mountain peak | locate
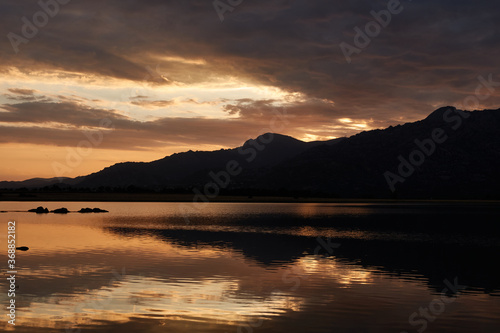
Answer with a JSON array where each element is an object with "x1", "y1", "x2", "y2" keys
[
  {"x1": 243, "y1": 133, "x2": 303, "y2": 148},
  {"x1": 425, "y1": 106, "x2": 457, "y2": 121}
]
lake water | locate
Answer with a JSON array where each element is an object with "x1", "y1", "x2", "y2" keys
[{"x1": 1, "y1": 201, "x2": 499, "y2": 332}]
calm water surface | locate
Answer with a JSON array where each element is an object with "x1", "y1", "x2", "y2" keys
[{"x1": 0, "y1": 201, "x2": 499, "y2": 332}]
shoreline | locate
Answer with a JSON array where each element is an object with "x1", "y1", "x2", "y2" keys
[{"x1": 0, "y1": 192, "x2": 499, "y2": 204}]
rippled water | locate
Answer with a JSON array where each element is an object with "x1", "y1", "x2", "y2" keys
[{"x1": 1, "y1": 201, "x2": 499, "y2": 332}]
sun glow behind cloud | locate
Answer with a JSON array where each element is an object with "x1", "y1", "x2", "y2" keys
[
  {"x1": 0, "y1": 61, "x2": 385, "y2": 179},
  {"x1": 0, "y1": 66, "x2": 333, "y2": 179},
  {"x1": 0, "y1": 66, "x2": 301, "y2": 121},
  {"x1": 1, "y1": 0, "x2": 499, "y2": 180}
]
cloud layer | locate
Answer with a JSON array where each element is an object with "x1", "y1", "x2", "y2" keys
[{"x1": 1, "y1": 0, "x2": 499, "y2": 179}]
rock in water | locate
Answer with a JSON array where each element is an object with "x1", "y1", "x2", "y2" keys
[
  {"x1": 79, "y1": 207, "x2": 108, "y2": 213},
  {"x1": 52, "y1": 208, "x2": 69, "y2": 214},
  {"x1": 28, "y1": 206, "x2": 49, "y2": 214}
]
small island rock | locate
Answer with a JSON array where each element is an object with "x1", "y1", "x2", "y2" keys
[
  {"x1": 79, "y1": 207, "x2": 108, "y2": 213},
  {"x1": 52, "y1": 208, "x2": 69, "y2": 214},
  {"x1": 28, "y1": 206, "x2": 49, "y2": 214}
]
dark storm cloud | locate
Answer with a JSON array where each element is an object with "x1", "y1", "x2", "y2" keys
[{"x1": 1, "y1": 0, "x2": 499, "y2": 135}]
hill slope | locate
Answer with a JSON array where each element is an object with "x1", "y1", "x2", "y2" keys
[
  {"x1": 257, "y1": 107, "x2": 500, "y2": 198},
  {"x1": 2, "y1": 107, "x2": 499, "y2": 199},
  {"x1": 75, "y1": 133, "x2": 334, "y2": 189}
]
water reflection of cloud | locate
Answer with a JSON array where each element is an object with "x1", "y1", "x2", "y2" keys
[
  {"x1": 297, "y1": 256, "x2": 374, "y2": 287},
  {"x1": 11, "y1": 276, "x2": 306, "y2": 330}
]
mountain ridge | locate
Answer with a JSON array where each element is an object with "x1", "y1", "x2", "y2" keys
[{"x1": 2, "y1": 107, "x2": 499, "y2": 199}]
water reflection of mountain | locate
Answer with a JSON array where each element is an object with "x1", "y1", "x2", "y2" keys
[{"x1": 107, "y1": 226, "x2": 500, "y2": 295}]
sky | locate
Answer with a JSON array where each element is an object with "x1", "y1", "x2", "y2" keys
[{"x1": 1, "y1": 0, "x2": 499, "y2": 181}]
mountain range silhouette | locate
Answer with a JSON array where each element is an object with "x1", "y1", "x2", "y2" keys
[{"x1": 2, "y1": 107, "x2": 499, "y2": 199}]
